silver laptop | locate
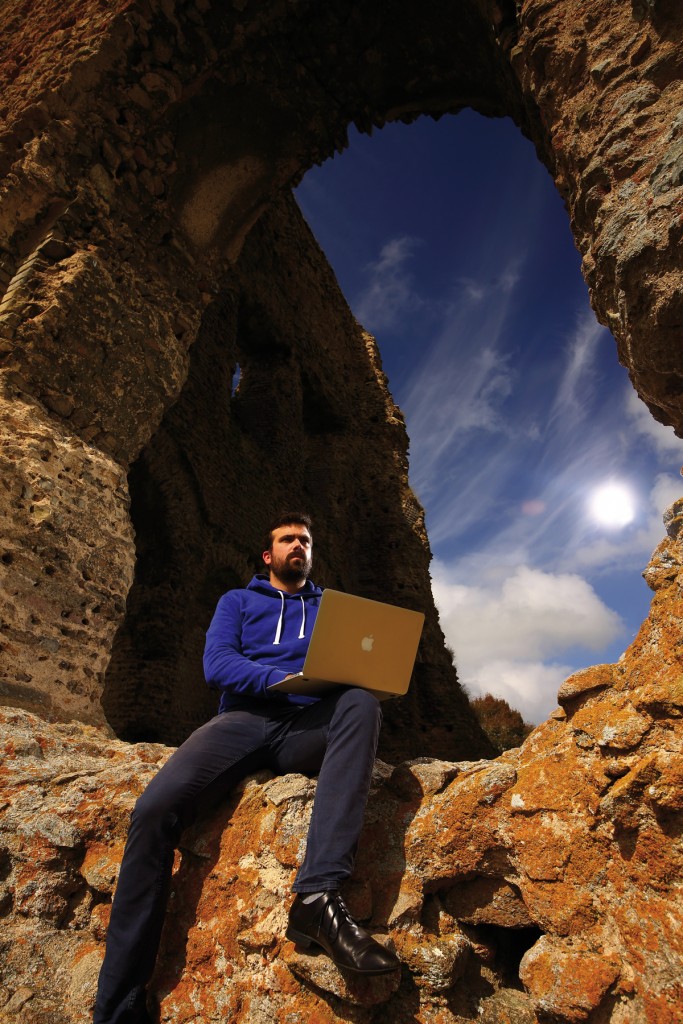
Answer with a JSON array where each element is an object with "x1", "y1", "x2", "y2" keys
[{"x1": 267, "y1": 589, "x2": 424, "y2": 700}]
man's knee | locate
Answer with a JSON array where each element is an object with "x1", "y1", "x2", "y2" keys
[
  {"x1": 336, "y1": 686, "x2": 383, "y2": 727},
  {"x1": 130, "y1": 778, "x2": 182, "y2": 838}
]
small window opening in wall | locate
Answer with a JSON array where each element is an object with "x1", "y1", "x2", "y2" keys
[{"x1": 231, "y1": 362, "x2": 242, "y2": 397}]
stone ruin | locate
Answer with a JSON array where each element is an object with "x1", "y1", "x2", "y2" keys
[{"x1": 0, "y1": 0, "x2": 681, "y2": 1021}]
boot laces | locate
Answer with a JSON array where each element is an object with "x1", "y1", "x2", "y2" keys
[{"x1": 328, "y1": 893, "x2": 357, "y2": 939}]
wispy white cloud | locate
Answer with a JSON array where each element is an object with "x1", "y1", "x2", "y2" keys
[
  {"x1": 651, "y1": 471, "x2": 683, "y2": 511},
  {"x1": 422, "y1": 417, "x2": 617, "y2": 571},
  {"x1": 423, "y1": 444, "x2": 523, "y2": 548},
  {"x1": 548, "y1": 312, "x2": 607, "y2": 428},
  {"x1": 452, "y1": 267, "x2": 520, "y2": 304},
  {"x1": 625, "y1": 387, "x2": 683, "y2": 458},
  {"x1": 398, "y1": 278, "x2": 638, "y2": 565},
  {"x1": 353, "y1": 236, "x2": 425, "y2": 332},
  {"x1": 433, "y1": 457, "x2": 678, "y2": 584},
  {"x1": 415, "y1": 328, "x2": 683, "y2": 576},
  {"x1": 432, "y1": 560, "x2": 625, "y2": 723},
  {"x1": 401, "y1": 262, "x2": 523, "y2": 503},
  {"x1": 406, "y1": 344, "x2": 515, "y2": 483}
]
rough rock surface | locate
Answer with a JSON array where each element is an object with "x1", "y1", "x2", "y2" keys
[
  {"x1": 1, "y1": 1, "x2": 683, "y2": 1021},
  {"x1": 1, "y1": 509, "x2": 682, "y2": 1024}
]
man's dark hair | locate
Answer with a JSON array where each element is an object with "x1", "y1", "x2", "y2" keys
[{"x1": 263, "y1": 511, "x2": 313, "y2": 553}]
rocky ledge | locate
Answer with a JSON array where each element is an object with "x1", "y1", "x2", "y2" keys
[{"x1": 2, "y1": 503, "x2": 683, "y2": 1024}]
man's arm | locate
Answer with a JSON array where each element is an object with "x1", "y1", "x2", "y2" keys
[{"x1": 203, "y1": 591, "x2": 291, "y2": 698}]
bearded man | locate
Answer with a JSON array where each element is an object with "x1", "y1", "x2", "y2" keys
[{"x1": 94, "y1": 511, "x2": 399, "y2": 1024}]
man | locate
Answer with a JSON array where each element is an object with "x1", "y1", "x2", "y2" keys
[{"x1": 94, "y1": 511, "x2": 400, "y2": 1024}]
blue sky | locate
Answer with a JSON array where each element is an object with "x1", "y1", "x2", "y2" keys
[{"x1": 296, "y1": 110, "x2": 683, "y2": 723}]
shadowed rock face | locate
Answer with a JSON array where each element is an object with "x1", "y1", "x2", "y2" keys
[{"x1": 0, "y1": 1, "x2": 682, "y2": 1020}]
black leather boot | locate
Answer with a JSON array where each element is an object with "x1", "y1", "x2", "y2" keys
[{"x1": 287, "y1": 892, "x2": 400, "y2": 975}]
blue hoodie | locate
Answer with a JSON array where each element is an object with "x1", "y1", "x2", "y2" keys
[{"x1": 203, "y1": 574, "x2": 323, "y2": 712}]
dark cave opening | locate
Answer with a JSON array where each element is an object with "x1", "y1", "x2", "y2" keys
[
  {"x1": 101, "y1": 449, "x2": 232, "y2": 745},
  {"x1": 468, "y1": 923, "x2": 544, "y2": 988}
]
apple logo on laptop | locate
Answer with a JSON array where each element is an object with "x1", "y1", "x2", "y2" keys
[{"x1": 361, "y1": 634, "x2": 374, "y2": 652}]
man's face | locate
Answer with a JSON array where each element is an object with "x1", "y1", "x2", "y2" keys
[{"x1": 263, "y1": 523, "x2": 313, "y2": 586}]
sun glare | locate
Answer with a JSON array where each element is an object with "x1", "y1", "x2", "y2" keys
[{"x1": 589, "y1": 482, "x2": 635, "y2": 528}]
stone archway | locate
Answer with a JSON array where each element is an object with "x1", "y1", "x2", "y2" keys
[
  {"x1": 1, "y1": 0, "x2": 682, "y2": 760},
  {"x1": 1, "y1": 4, "x2": 683, "y2": 1022}
]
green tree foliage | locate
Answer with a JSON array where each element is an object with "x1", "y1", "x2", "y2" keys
[{"x1": 470, "y1": 693, "x2": 533, "y2": 753}]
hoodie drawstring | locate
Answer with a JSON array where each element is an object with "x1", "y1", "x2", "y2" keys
[
  {"x1": 298, "y1": 596, "x2": 306, "y2": 639},
  {"x1": 272, "y1": 592, "x2": 307, "y2": 644},
  {"x1": 273, "y1": 591, "x2": 285, "y2": 645}
]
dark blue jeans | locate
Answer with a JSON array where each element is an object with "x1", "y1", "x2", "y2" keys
[{"x1": 93, "y1": 687, "x2": 382, "y2": 1023}]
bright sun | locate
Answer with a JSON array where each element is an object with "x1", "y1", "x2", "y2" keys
[{"x1": 589, "y1": 482, "x2": 636, "y2": 528}]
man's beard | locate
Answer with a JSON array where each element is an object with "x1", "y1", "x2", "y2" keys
[{"x1": 270, "y1": 551, "x2": 312, "y2": 585}]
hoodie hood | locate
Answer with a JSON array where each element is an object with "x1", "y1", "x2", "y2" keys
[
  {"x1": 246, "y1": 575, "x2": 322, "y2": 645},
  {"x1": 247, "y1": 574, "x2": 322, "y2": 599}
]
